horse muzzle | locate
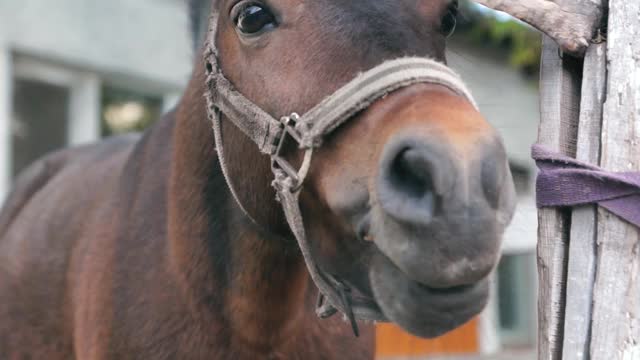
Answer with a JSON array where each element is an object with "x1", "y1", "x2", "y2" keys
[
  {"x1": 373, "y1": 132, "x2": 515, "y2": 288},
  {"x1": 369, "y1": 250, "x2": 490, "y2": 338},
  {"x1": 363, "y1": 118, "x2": 516, "y2": 337}
]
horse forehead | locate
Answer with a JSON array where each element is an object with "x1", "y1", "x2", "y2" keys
[
  {"x1": 307, "y1": 0, "x2": 448, "y2": 20},
  {"x1": 214, "y1": 0, "x2": 450, "y2": 13},
  {"x1": 297, "y1": 0, "x2": 449, "y2": 57},
  {"x1": 213, "y1": 0, "x2": 449, "y2": 39}
]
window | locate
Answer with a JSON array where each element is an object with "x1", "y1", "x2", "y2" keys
[
  {"x1": 496, "y1": 253, "x2": 537, "y2": 348},
  {"x1": 11, "y1": 78, "x2": 70, "y2": 177},
  {"x1": 101, "y1": 86, "x2": 163, "y2": 136}
]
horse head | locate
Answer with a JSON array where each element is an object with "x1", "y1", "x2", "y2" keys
[{"x1": 207, "y1": 0, "x2": 517, "y2": 338}]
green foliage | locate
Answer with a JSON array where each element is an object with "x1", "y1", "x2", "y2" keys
[{"x1": 456, "y1": 1, "x2": 542, "y2": 78}]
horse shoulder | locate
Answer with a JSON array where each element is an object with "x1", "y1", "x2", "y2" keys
[{"x1": 0, "y1": 134, "x2": 139, "y2": 358}]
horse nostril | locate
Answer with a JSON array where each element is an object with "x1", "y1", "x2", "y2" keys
[
  {"x1": 378, "y1": 139, "x2": 451, "y2": 226},
  {"x1": 480, "y1": 141, "x2": 509, "y2": 209},
  {"x1": 391, "y1": 148, "x2": 435, "y2": 199}
]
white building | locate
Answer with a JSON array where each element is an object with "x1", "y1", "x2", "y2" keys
[
  {"x1": 0, "y1": 0, "x2": 193, "y2": 202},
  {"x1": 0, "y1": 1, "x2": 539, "y2": 357}
]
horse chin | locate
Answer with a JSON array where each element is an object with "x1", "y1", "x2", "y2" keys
[{"x1": 369, "y1": 251, "x2": 489, "y2": 339}]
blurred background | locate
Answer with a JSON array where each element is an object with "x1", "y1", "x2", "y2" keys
[{"x1": 0, "y1": 0, "x2": 540, "y2": 358}]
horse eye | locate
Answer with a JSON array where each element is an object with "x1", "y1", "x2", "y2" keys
[
  {"x1": 440, "y1": 6, "x2": 458, "y2": 37},
  {"x1": 234, "y1": 4, "x2": 276, "y2": 35}
]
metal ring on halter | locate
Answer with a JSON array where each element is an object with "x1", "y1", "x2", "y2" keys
[{"x1": 270, "y1": 113, "x2": 314, "y2": 193}]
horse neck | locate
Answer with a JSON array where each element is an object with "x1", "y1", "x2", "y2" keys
[{"x1": 167, "y1": 67, "x2": 312, "y2": 349}]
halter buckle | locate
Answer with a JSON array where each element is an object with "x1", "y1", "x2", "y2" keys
[{"x1": 271, "y1": 113, "x2": 313, "y2": 193}]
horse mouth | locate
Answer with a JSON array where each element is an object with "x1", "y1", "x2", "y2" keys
[{"x1": 368, "y1": 250, "x2": 490, "y2": 338}]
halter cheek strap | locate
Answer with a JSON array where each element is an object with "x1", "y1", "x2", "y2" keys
[{"x1": 204, "y1": 12, "x2": 479, "y2": 334}]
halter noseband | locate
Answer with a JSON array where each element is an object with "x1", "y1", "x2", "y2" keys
[{"x1": 203, "y1": 12, "x2": 478, "y2": 336}]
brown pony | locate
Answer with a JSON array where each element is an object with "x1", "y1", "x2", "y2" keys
[{"x1": 0, "y1": 0, "x2": 516, "y2": 359}]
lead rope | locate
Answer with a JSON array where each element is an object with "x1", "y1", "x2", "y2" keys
[
  {"x1": 272, "y1": 164, "x2": 362, "y2": 336},
  {"x1": 269, "y1": 116, "x2": 361, "y2": 335}
]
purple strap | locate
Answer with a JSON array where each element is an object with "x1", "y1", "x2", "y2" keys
[{"x1": 532, "y1": 144, "x2": 640, "y2": 228}]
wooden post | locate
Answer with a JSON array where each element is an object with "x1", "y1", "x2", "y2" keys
[
  {"x1": 562, "y1": 43, "x2": 607, "y2": 360},
  {"x1": 589, "y1": 1, "x2": 640, "y2": 358},
  {"x1": 532, "y1": 1, "x2": 639, "y2": 358},
  {"x1": 471, "y1": 1, "x2": 640, "y2": 358},
  {"x1": 536, "y1": 35, "x2": 582, "y2": 360}
]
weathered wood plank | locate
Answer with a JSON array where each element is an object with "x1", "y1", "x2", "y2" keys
[
  {"x1": 590, "y1": 1, "x2": 640, "y2": 358},
  {"x1": 562, "y1": 42, "x2": 607, "y2": 360},
  {"x1": 473, "y1": 0, "x2": 604, "y2": 56},
  {"x1": 537, "y1": 35, "x2": 583, "y2": 360}
]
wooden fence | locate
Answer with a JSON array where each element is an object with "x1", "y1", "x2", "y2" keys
[{"x1": 477, "y1": 0, "x2": 639, "y2": 359}]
